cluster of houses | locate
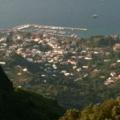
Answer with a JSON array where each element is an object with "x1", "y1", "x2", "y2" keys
[
  {"x1": 104, "y1": 72, "x2": 120, "y2": 85},
  {"x1": 0, "y1": 26, "x2": 120, "y2": 87}
]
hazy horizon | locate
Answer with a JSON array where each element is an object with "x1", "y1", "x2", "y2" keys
[{"x1": 0, "y1": 0, "x2": 120, "y2": 36}]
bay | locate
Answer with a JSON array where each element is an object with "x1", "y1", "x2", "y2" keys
[{"x1": 0, "y1": 0, "x2": 120, "y2": 37}]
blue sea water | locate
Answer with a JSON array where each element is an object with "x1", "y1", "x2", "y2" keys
[{"x1": 0, "y1": 0, "x2": 120, "y2": 36}]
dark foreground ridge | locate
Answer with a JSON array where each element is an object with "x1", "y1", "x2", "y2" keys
[
  {"x1": 0, "y1": 66, "x2": 64, "y2": 120},
  {"x1": 0, "y1": 66, "x2": 13, "y2": 91}
]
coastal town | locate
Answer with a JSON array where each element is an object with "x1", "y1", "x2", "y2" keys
[{"x1": 0, "y1": 24, "x2": 120, "y2": 107}]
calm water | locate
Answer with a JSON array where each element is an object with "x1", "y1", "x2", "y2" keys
[{"x1": 0, "y1": 0, "x2": 120, "y2": 37}]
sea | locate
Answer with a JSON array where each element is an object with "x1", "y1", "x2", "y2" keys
[{"x1": 0, "y1": 0, "x2": 120, "y2": 37}]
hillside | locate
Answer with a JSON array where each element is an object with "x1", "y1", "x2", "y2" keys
[
  {"x1": 0, "y1": 66, "x2": 64, "y2": 120},
  {"x1": 0, "y1": 25, "x2": 120, "y2": 108}
]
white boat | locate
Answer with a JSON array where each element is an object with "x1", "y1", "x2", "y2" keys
[{"x1": 92, "y1": 14, "x2": 99, "y2": 19}]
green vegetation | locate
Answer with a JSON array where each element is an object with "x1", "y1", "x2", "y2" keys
[{"x1": 59, "y1": 97, "x2": 120, "y2": 120}]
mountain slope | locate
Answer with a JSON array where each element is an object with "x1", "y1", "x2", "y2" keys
[
  {"x1": 0, "y1": 66, "x2": 13, "y2": 91},
  {"x1": 0, "y1": 66, "x2": 64, "y2": 120}
]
